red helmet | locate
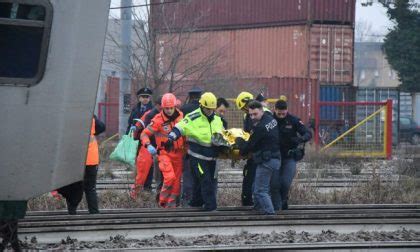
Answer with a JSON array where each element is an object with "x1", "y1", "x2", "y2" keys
[{"x1": 161, "y1": 93, "x2": 177, "y2": 108}]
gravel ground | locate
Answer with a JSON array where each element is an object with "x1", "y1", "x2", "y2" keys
[{"x1": 17, "y1": 229, "x2": 420, "y2": 250}]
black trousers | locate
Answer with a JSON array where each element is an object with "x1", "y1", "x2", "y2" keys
[
  {"x1": 241, "y1": 159, "x2": 256, "y2": 206},
  {"x1": 83, "y1": 165, "x2": 99, "y2": 214},
  {"x1": 189, "y1": 157, "x2": 217, "y2": 211},
  {"x1": 57, "y1": 165, "x2": 99, "y2": 214}
]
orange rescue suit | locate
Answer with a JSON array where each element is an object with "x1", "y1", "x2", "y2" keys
[
  {"x1": 133, "y1": 110, "x2": 155, "y2": 188},
  {"x1": 141, "y1": 109, "x2": 184, "y2": 208},
  {"x1": 86, "y1": 118, "x2": 99, "y2": 165}
]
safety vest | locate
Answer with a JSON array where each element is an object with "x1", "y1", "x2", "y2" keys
[
  {"x1": 175, "y1": 108, "x2": 224, "y2": 160},
  {"x1": 86, "y1": 118, "x2": 99, "y2": 165}
]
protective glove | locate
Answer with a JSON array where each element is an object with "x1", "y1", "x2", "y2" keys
[
  {"x1": 164, "y1": 132, "x2": 177, "y2": 152},
  {"x1": 146, "y1": 144, "x2": 157, "y2": 155}
]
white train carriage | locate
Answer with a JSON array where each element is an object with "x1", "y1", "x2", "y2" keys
[{"x1": 0, "y1": 0, "x2": 110, "y2": 200}]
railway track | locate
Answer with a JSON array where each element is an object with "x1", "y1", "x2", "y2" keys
[
  {"x1": 95, "y1": 177, "x2": 404, "y2": 192},
  {"x1": 20, "y1": 204, "x2": 420, "y2": 249}
]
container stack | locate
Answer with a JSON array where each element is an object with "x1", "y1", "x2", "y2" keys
[{"x1": 151, "y1": 0, "x2": 356, "y2": 123}]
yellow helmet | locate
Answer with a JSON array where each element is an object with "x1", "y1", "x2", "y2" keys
[
  {"x1": 199, "y1": 92, "x2": 217, "y2": 109},
  {"x1": 279, "y1": 95, "x2": 287, "y2": 102},
  {"x1": 236, "y1": 92, "x2": 254, "y2": 110}
]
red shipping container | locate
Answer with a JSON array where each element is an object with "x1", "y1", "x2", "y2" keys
[
  {"x1": 156, "y1": 24, "x2": 353, "y2": 84},
  {"x1": 310, "y1": 24, "x2": 354, "y2": 84},
  {"x1": 151, "y1": 0, "x2": 355, "y2": 32},
  {"x1": 233, "y1": 77, "x2": 319, "y2": 124}
]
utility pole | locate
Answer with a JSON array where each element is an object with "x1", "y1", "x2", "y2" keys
[{"x1": 119, "y1": 0, "x2": 132, "y2": 136}]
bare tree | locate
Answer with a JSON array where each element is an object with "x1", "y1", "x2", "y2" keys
[
  {"x1": 355, "y1": 19, "x2": 383, "y2": 42},
  {"x1": 104, "y1": 1, "x2": 228, "y2": 97}
]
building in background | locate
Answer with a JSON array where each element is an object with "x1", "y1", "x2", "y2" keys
[{"x1": 354, "y1": 42, "x2": 400, "y2": 88}]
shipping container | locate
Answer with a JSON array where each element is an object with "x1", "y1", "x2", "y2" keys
[
  {"x1": 168, "y1": 77, "x2": 319, "y2": 127},
  {"x1": 151, "y1": 0, "x2": 355, "y2": 32},
  {"x1": 258, "y1": 77, "x2": 319, "y2": 125},
  {"x1": 156, "y1": 24, "x2": 353, "y2": 84},
  {"x1": 319, "y1": 85, "x2": 355, "y2": 120},
  {"x1": 310, "y1": 25, "x2": 354, "y2": 84}
]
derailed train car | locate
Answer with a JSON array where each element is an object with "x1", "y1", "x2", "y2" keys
[{"x1": 0, "y1": 0, "x2": 110, "y2": 219}]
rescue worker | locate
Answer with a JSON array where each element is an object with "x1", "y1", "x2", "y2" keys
[
  {"x1": 165, "y1": 92, "x2": 224, "y2": 211},
  {"x1": 130, "y1": 96, "x2": 162, "y2": 198},
  {"x1": 180, "y1": 86, "x2": 203, "y2": 205},
  {"x1": 235, "y1": 101, "x2": 280, "y2": 215},
  {"x1": 57, "y1": 115, "x2": 105, "y2": 214},
  {"x1": 126, "y1": 87, "x2": 153, "y2": 133},
  {"x1": 273, "y1": 99, "x2": 312, "y2": 210},
  {"x1": 216, "y1": 97, "x2": 230, "y2": 128},
  {"x1": 235, "y1": 91, "x2": 272, "y2": 206},
  {"x1": 140, "y1": 93, "x2": 185, "y2": 208}
]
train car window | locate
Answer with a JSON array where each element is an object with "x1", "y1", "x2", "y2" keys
[{"x1": 0, "y1": 0, "x2": 52, "y2": 86}]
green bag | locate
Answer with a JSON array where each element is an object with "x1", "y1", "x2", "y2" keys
[{"x1": 109, "y1": 129, "x2": 139, "y2": 167}]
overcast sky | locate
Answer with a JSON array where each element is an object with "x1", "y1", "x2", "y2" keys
[{"x1": 356, "y1": 0, "x2": 394, "y2": 37}]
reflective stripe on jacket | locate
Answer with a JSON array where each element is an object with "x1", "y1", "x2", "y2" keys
[
  {"x1": 141, "y1": 109, "x2": 185, "y2": 151},
  {"x1": 175, "y1": 108, "x2": 224, "y2": 160}
]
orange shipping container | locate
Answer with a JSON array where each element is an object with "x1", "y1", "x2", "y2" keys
[{"x1": 156, "y1": 24, "x2": 353, "y2": 84}]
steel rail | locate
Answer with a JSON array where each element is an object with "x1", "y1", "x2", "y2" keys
[{"x1": 19, "y1": 205, "x2": 420, "y2": 243}]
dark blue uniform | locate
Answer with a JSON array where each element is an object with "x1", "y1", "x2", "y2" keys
[
  {"x1": 237, "y1": 113, "x2": 281, "y2": 214},
  {"x1": 180, "y1": 99, "x2": 200, "y2": 205},
  {"x1": 126, "y1": 101, "x2": 153, "y2": 134},
  {"x1": 241, "y1": 110, "x2": 272, "y2": 206},
  {"x1": 181, "y1": 100, "x2": 200, "y2": 116},
  {"x1": 276, "y1": 113, "x2": 312, "y2": 158},
  {"x1": 274, "y1": 113, "x2": 311, "y2": 210}
]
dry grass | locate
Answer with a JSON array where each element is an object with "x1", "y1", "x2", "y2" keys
[
  {"x1": 27, "y1": 141, "x2": 419, "y2": 211},
  {"x1": 27, "y1": 174, "x2": 419, "y2": 211}
]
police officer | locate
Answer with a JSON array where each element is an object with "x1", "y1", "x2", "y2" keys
[
  {"x1": 273, "y1": 99, "x2": 312, "y2": 210},
  {"x1": 181, "y1": 86, "x2": 203, "y2": 115},
  {"x1": 180, "y1": 86, "x2": 203, "y2": 205},
  {"x1": 235, "y1": 101, "x2": 281, "y2": 215},
  {"x1": 126, "y1": 87, "x2": 153, "y2": 134},
  {"x1": 165, "y1": 92, "x2": 224, "y2": 211},
  {"x1": 235, "y1": 91, "x2": 272, "y2": 206}
]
